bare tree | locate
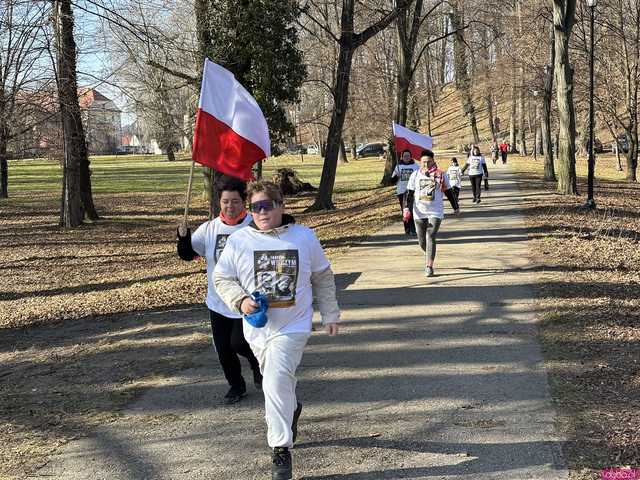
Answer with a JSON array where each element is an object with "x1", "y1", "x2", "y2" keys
[
  {"x1": 303, "y1": 0, "x2": 412, "y2": 211},
  {"x1": 598, "y1": 0, "x2": 640, "y2": 182},
  {"x1": 451, "y1": 0, "x2": 480, "y2": 146},
  {"x1": 0, "y1": 1, "x2": 51, "y2": 198},
  {"x1": 53, "y1": 0, "x2": 88, "y2": 226},
  {"x1": 552, "y1": 0, "x2": 578, "y2": 194}
]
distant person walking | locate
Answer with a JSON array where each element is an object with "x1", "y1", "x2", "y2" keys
[
  {"x1": 446, "y1": 157, "x2": 462, "y2": 203},
  {"x1": 491, "y1": 141, "x2": 499, "y2": 165},
  {"x1": 176, "y1": 176, "x2": 262, "y2": 405},
  {"x1": 404, "y1": 150, "x2": 460, "y2": 277},
  {"x1": 499, "y1": 142, "x2": 509, "y2": 164},
  {"x1": 462, "y1": 145, "x2": 489, "y2": 204},
  {"x1": 214, "y1": 180, "x2": 340, "y2": 480},
  {"x1": 391, "y1": 149, "x2": 419, "y2": 236}
]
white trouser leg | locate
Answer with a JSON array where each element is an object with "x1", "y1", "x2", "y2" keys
[{"x1": 250, "y1": 332, "x2": 309, "y2": 448}]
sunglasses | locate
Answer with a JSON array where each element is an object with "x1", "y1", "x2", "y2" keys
[{"x1": 249, "y1": 199, "x2": 281, "y2": 213}]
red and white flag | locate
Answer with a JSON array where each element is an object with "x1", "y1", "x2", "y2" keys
[
  {"x1": 192, "y1": 59, "x2": 270, "y2": 180},
  {"x1": 392, "y1": 122, "x2": 433, "y2": 160}
]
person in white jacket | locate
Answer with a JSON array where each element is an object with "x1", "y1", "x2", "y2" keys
[
  {"x1": 446, "y1": 157, "x2": 462, "y2": 203},
  {"x1": 214, "y1": 180, "x2": 340, "y2": 480}
]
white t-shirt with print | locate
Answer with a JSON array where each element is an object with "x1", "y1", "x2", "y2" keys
[
  {"x1": 466, "y1": 154, "x2": 486, "y2": 176},
  {"x1": 447, "y1": 165, "x2": 462, "y2": 188},
  {"x1": 191, "y1": 214, "x2": 253, "y2": 317},
  {"x1": 407, "y1": 169, "x2": 452, "y2": 220},
  {"x1": 392, "y1": 162, "x2": 420, "y2": 195},
  {"x1": 214, "y1": 223, "x2": 331, "y2": 348}
]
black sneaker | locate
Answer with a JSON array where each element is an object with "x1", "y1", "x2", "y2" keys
[
  {"x1": 253, "y1": 369, "x2": 263, "y2": 390},
  {"x1": 476, "y1": 198, "x2": 481, "y2": 204},
  {"x1": 223, "y1": 385, "x2": 246, "y2": 405},
  {"x1": 272, "y1": 447, "x2": 292, "y2": 480},
  {"x1": 292, "y1": 402, "x2": 302, "y2": 444}
]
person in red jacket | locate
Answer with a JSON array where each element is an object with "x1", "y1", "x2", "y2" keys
[{"x1": 499, "y1": 142, "x2": 509, "y2": 164}]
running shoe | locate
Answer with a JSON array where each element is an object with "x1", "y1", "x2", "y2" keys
[
  {"x1": 425, "y1": 266, "x2": 434, "y2": 277},
  {"x1": 272, "y1": 447, "x2": 292, "y2": 480},
  {"x1": 223, "y1": 385, "x2": 247, "y2": 405}
]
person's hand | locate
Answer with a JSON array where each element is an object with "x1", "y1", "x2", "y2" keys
[
  {"x1": 325, "y1": 323, "x2": 339, "y2": 336},
  {"x1": 240, "y1": 296, "x2": 259, "y2": 315},
  {"x1": 178, "y1": 223, "x2": 188, "y2": 237},
  {"x1": 402, "y1": 208, "x2": 412, "y2": 222}
]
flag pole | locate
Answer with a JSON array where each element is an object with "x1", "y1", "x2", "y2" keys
[{"x1": 182, "y1": 158, "x2": 196, "y2": 228}]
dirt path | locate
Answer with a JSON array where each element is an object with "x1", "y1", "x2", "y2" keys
[{"x1": 34, "y1": 164, "x2": 568, "y2": 479}]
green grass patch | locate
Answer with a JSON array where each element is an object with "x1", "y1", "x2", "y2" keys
[{"x1": 6, "y1": 153, "x2": 386, "y2": 196}]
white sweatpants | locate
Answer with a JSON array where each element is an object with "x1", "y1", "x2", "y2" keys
[{"x1": 250, "y1": 332, "x2": 310, "y2": 448}]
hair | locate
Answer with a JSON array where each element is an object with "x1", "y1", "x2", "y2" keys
[
  {"x1": 247, "y1": 180, "x2": 284, "y2": 204},
  {"x1": 451, "y1": 157, "x2": 458, "y2": 165},
  {"x1": 216, "y1": 175, "x2": 247, "y2": 201},
  {"x1": 420, "y1": 149, "x2": 434, "y2": 159},
  {"x1": 472, "y1": 146, "x2": 481, "y2": 155},
  {"x1": 401, "y1": 149, "x2": 411, "y2": 156}
]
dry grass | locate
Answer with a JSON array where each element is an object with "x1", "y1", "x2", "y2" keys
[
  {"x1": 0, "y1": 154, "x2": 397, "y2": 479},
  {"x1": 509, "y1": 153, "x2": 640, "y2": 479}
]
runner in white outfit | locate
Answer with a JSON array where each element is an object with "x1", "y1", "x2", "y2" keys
[{"x1": 214, "y1": 181, "x2": 340, "y2": 480}]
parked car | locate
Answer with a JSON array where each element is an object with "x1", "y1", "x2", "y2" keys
[
  {"x1": 612, "y1": 134, "x2": 630, "y2": 153},
  {"x1": 116, "y1": 145, "x2": 138, "y2": 155},
  {"x1": 287, "y1": 144, "x2": 307, "y2": 154},
  {"x1": 356, "y1": 142, "x2": 385, "y2": 158},
  {"x1": 306, "y1": 144, "x2": 319, "y2": 155}
]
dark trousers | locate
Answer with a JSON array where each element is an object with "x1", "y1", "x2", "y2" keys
[
  {"x1": 470, "y1": 175, "x2": 483, "y2": 200},
  {"x1": 501, "y1": 151, "x2": 508, "y2": 164},
  {"x1": 397, "y1": 193, "x2": 416, "y2": 235},
  {"x1": 452, "y1": 186, "x2": 460, "y2": 202},
  {"x1": 209, "y1": 310, "x2": 260, "y2": 390}
]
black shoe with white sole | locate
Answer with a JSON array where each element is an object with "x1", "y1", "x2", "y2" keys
[
  {"x1": 272, "y1": 447, "x2": 292, "y2": 480},
  {"x1": 223, "y1": 385, "x2": 247, "y2": 405}
]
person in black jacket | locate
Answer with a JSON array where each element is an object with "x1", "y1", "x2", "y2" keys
[{"x1": 176, "y1": 176, "x2": 262, "y2": 404}]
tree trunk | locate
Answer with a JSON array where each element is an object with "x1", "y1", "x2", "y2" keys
[
  {"x1": 351, "y1": 134, "x2": 357, "y2": 160},
  {"x1": 338, "y1": 139, "x2": 348, "y2": 164},
  {"x1": 439, "y1": 15, "x2": 448, "y2": 85},
  {"x1": 518, "y1": 68, "x2": 527, "y2": 155},
  {"x1": 310, "y1": 46, "x2": 354, "y2": 210},
  {"x1": 626, "y1": 127, "x2": 638, "y2": 182},
  {"x1": 0, "y1": 128, "x2": 7, "y2": 199},
  {"x1": 542, "y1": 28, "x2": 556, "y2": 181},
  {"x1": 486, "y1": 94, "x2": 496, "y2": 140},
  {"x1": 451, "y1": 0, "x2": 479, "y2": 144},
  {"x1": 553, "y1": 0, "x2": 578, "y2": 195},
  {"x1": 166, "y1": 144, "x2": 176, "y2": 162},
  {"x1": 509, "y1": 61, "x2": 517, "y2": 151},
  {"x1": 54, "y1": 0, "x2": 86, "y2": 227}
]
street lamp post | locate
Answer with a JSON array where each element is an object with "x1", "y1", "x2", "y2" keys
[{"x1": 585, "y1": 0, "x2": 597, "y2": 209}]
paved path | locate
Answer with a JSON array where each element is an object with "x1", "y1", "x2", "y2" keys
[{"x1": 37, "y1": 164, "x2": 568, "y2": 479}]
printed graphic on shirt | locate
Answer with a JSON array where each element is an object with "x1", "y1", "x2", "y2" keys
[
  {"x1": 214, "y1": 234, "x2": 230, "y2": 262},
  {"x1": 419, "y1": 177, "x2": 436, "y2": 202},
  {"x1": 449, "y1": 168, "x2": 461, "y2": 184},
  {"x1": 400, "y1": 168, "x2": 414, "y2": 182},
  {"x1": 470, "y1": 158, "x2": 481, "y2": 170},
  {"x1": 254, "y1": 250, "x2": 299, "y2": 308}
]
